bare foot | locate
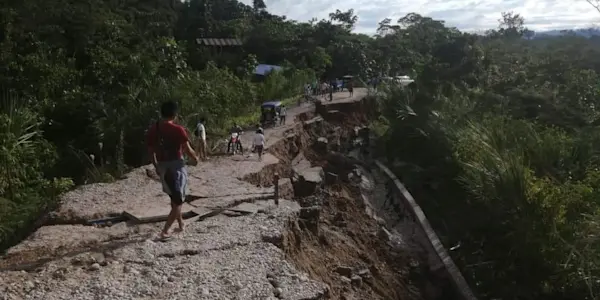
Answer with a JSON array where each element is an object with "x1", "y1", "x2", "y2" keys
[
  {"x1": 159, "y1": 231, "x2": 171, "y2": 239},
  {"x1": 174, "y1": 226, "x2": 185, "y2": 233}
]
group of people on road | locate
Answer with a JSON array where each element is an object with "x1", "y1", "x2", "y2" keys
[
  {"x1": 146, "y1": 101, "x2": 268, "y2": 239},
  {"x1": 146, "y1": 78, "x2": 353, "y2": 239},
  {"x1": 225, "y1": 122, "x2": 268, "y2": 159},
  {"x1": 305, "y1": 79, "x2": 354, "y2": 102}
]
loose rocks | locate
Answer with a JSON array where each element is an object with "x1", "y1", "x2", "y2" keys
[
  {"x1": 278, "y1": 178, "x2": 294, "y2": 200},
  {"x1": 299, "y1": 206, "x2": 321, "y2": 220},
  {"x1": 297, "y1": 206, "x2": 321, "y2": 235}
]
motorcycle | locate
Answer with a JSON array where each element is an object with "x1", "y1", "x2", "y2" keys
[{"x1": 227, "y1": 132, "x2": 244, "y2": 155}]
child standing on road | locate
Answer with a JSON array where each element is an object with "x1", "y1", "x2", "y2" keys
[
  {"x1": 279, "y1": 105, "x2": 287, "y2": 125},
  {"x1": 194, "y1": 117, "x2": 207, "y2": 161},
  {"x1": 253, "y1": 128, "x2": 266, "y2": 161}
]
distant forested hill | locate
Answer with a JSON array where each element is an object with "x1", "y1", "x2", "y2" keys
[{"x1": 534, "y1": 27, "x2": 600, "y2": 38}]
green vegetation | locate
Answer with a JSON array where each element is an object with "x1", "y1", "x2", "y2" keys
[
  {"x1": 375, "y1": 12, "x2": 600, "y2": 300},
  {"x1": 0, "y1": 0, "x2": 330, "y2": 250},
  {"x1": 1, "y1": 0, "x2": 599, "y2": 298}
]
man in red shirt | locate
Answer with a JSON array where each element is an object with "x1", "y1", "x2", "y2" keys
[{"x1": 146, "y1": 101, "x2": 199, "y2": 239}]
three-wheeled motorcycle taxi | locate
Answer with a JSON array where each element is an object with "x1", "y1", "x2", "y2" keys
[{"x1": 260, "y1": 101, "x2": 282, "y2": 128}]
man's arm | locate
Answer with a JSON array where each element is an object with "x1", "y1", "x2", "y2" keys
[
  {"x1": 184, "y1": 141, "x2": 199, "y2": 163},
  {"x1": 179, "y1": 127, "x2": 199, "y2": 163}
]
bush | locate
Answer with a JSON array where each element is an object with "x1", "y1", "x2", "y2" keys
[
  {"x1": 0, "y1": 95, "x2": 73, "y2": 250},
  {"x1": 377, "y1": 81, "x2": 600, "y2": 299}
]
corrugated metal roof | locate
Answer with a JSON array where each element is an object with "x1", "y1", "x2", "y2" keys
[
  {"x1": 196, "y1": 38, "x2": 243, "y2": 46},
  {"x1": 254, "y1": 64, "x2": 283, "y2": 76}
]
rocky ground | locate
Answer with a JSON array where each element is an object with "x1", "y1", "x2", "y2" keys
[{"x1": 0, "y1": 88, "x2": 436, "y2": 300}]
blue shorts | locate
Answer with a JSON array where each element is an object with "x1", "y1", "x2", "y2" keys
[{"x1": 156, "y1": 159, "x2": 188, "y2": 205}]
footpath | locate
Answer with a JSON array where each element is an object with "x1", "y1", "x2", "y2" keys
[{"x1": 0, "y1": 89, "x2": 367, "y2": 300}]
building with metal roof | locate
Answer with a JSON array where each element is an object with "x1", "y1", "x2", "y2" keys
[{"x1": 196, "y1": 38, "x2": 243, "y2": 46}]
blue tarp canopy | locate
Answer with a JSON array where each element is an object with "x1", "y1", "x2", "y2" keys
[
  {"x1": 261, "y1": 101, "x2": 281, "y2": 107},
  {"x1": 254, "y1": 64, "x2": 283, "y2": 76}
]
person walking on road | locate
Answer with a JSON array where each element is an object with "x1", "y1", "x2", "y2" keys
[
  {"x1": 253, "y1": 128, "x2": 266, "y2": 161},
  {"x1": 348, "y1": 80, "x2": 354, "y2": 97},
  {"x1": 146, "y1": 101, "x2": 199, "y2": 239},
  {"x1": 279, "y1": 105, "x2": 287, "y2": 125},
  {"x1": 194, "y1": 117, "x2": 207, "y2": 161}
]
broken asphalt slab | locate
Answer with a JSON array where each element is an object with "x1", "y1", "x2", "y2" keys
[{"x1": 1, "y1": 200, "x2": 329, "y2": 300}]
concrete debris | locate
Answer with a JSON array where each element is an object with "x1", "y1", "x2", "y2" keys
[
  {"x1": 292, "y1": 167, "x2": 324, "y2": 197},
  {"x1": 278, "y1": 178, "x2": 294, "y2": 200},
  {"x1": 291, "y1": 152, "x2": 311, "y2": 173}
]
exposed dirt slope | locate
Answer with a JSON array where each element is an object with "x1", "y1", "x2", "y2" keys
[{"x1": 284, "y1": 187, "x2": 424, "y2": 300}]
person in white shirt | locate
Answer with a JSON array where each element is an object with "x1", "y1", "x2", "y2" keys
[
  {"x1": 279, "y1": 105, "x2": 287, "y2": 125},
  {"x1": 253, "y1": 128, "x2": 266, "y2": 161},
  {"x1": 194, "y1": 117, "x2": 207, "y2": 161}
]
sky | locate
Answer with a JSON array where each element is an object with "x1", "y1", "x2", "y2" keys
[{"x1": 240, "y1": 0, "x2": 600, "y2": 34}]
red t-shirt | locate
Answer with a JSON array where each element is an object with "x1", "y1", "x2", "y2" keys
[{"x1": 146, "y1": 120, "x2": 189, "y2": 162}]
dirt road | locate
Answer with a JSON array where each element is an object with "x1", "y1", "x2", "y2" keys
[
  {"x1": 240, "y1": 88, "x2": 368, "y2": 149},
  {"x1": 0, "y1": 89, "x2": 368, "y2": 300}
]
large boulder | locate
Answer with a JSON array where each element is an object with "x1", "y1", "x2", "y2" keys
[
  {"x1": 292, "y1": 167, "x2": 324, "y2": 197},
  {"x1": 291, "y1": 152, "x2": 311, "y2": 173},
  {"x1": 323, "y1": 152, "x2": 363, "y2": 181}
]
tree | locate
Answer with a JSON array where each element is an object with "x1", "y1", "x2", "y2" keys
[
  {"x1": 587, "y1": 0, "x2": 600, "y2": 13},
  {"x1": 252, "y1": 0, "x2": 266, "y2": 11},
  {"x1": 376, "y1": 11, "x2": 600, "y2": 300},
  {"x1": 498, "y1": 11, "x2": 527, "y2": 37},
  {"x1": 328, "y1": 9, "x2": 358, "y2": 31}
]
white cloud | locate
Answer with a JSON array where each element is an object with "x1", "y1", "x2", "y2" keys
[{"x1": 240, "y1": 0, "x2": 600, "y2": 33}]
